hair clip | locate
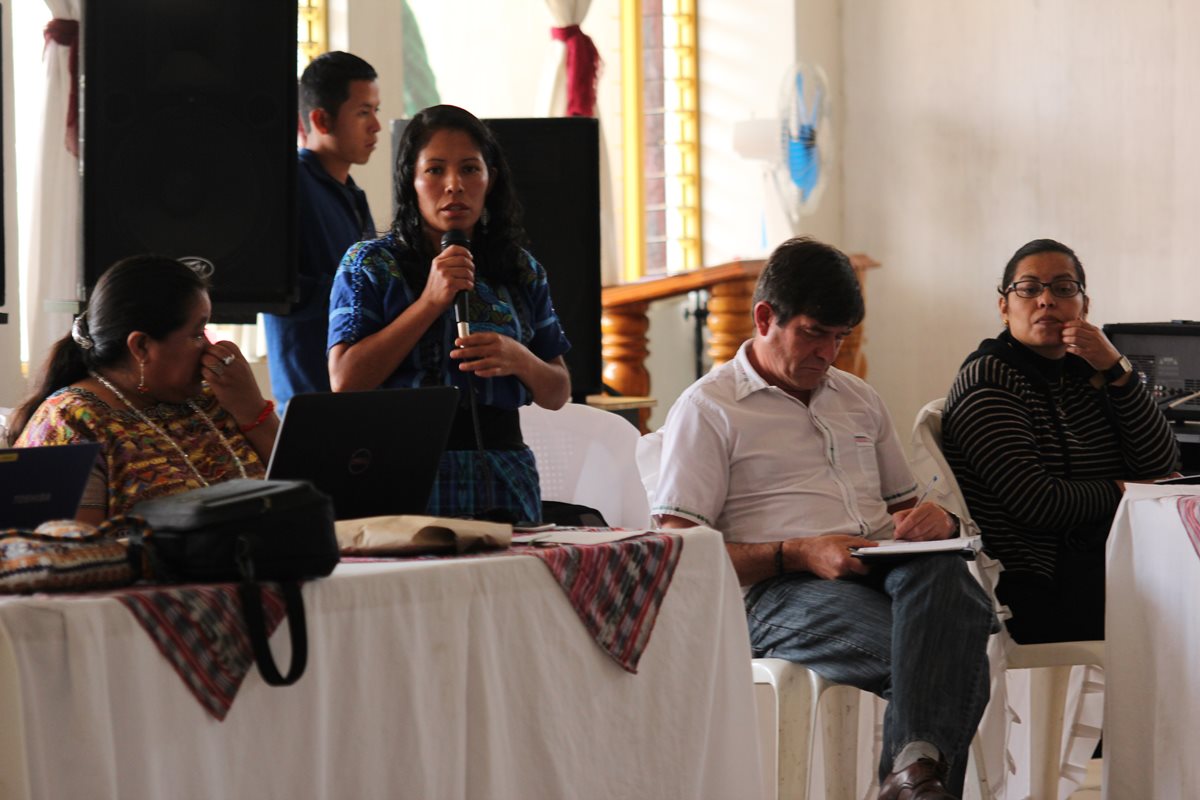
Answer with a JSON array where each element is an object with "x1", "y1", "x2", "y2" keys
[{"x1": 71, "y1": 312, "x2": 95, "y2": 350}]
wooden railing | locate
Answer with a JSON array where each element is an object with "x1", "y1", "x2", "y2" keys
[{"x1": 599, "y1": 255, "x2": 879, "y2": 431}]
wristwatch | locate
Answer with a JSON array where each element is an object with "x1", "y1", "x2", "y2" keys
[{"x1": 1102, "y1": 355, "x2": 1134, "y2": 385}]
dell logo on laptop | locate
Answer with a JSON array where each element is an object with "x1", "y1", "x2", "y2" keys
[{"x1": 347, "y1": 449, "x2": 373, "y2": 475}]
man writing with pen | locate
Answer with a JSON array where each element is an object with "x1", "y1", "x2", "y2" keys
[{"x1": 650, "y1": 237, "x2": 999, "y2": 800}]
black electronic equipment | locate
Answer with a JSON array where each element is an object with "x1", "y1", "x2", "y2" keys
[
  {"x1": 82, "y1": 1, "x2": 298, "y2": 321},
  {"x1": 1104, "y1": 322, "x2": 1200, "y2": 422}
]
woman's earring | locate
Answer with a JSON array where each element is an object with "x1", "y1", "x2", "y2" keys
[
  {"x1": 479, "y1": 207, "x2": 490, "y2": 229},
  {"x1": 137, "y1": 360, "x2": 148, "y2": 394}
]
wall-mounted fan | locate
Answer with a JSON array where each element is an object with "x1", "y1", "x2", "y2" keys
[{"x1": 733, "y1": 63, "x2": 833, "y2": 233}]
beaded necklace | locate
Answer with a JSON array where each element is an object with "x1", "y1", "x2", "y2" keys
[{"x1": 90, "y1": 371, "x2": 248, "y2": 486}]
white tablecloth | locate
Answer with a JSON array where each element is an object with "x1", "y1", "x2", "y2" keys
[
  {"x1": 1104, "y1": 483, "x2": 1200, "y2": 800},
  {"x1": 0, "y1": 527, "x2": 763, "y2": 800}
]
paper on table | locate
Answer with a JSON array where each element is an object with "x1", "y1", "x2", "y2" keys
[
  {"x1": 515, "y1": 530, "x2": 650, "y2": 546},
  {"x1": 851, "y1": 535, "x2": 982, "y2": 560},
  {"x1": 335, "y1": 515, "x2": 512, "y2": 555}
]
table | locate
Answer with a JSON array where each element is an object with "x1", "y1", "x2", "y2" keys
[
  {"x1": 1104, "y1": 483, "x2": 1200, "y2": 799},
  {"x1": 0, "y1": 527, "x2": 763, "y2": 799}
]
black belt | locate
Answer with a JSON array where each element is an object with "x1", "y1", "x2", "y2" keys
[{"x1": 444, "y1": 404, "x2": 525, "y2": 451}]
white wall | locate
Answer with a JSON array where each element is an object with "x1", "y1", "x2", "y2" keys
[
  {"x1": 327, "y1": 0, "x2": 407, "y2": 225},
  {"x1": 844, "y1": 0, "x2": 1199, "y2": 448},
  {"x1": 0, "y1": 0, "x2": 23, "y2": 412},
  {"x1": 699, "y1": 0, "x2": 844, "y2": 266}
]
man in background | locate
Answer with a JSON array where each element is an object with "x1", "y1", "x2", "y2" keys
[{"x1": 265, "y1": 51, "x2": 380, "y2": 411}]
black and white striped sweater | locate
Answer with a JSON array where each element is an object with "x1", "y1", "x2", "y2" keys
[{"x1": 943, "y1": 331, "x2": 1179, "y2": 581}]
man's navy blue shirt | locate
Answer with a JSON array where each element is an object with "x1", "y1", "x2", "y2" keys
[{"x1": 264, "y1": 148, "x2": 375, "y2": 410}]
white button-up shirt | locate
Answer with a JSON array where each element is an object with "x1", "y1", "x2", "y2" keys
[{"x1": 653, "y1": 340, "x2": 918, "y2": 544}]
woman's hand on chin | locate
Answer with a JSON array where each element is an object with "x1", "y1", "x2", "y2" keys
[{"x1": 1060, "y1": 320, "x2": 1122, "y2": 370}]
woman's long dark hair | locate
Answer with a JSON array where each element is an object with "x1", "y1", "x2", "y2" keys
[
  {"x1": 9, "y1": 255, "x2": 210, "y2": 440},
  {"x1": 391, "y1": 104, "x2": 529, "y2": 287}
]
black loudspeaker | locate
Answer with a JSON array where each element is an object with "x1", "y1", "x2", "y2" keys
[
  {"x1": 0, "y1": 3, "x2": 6, "y2": 323},
  {"x1": 82, "y1": 2, "x2": 297, "y2": 320},
  {"x1": 390, "y1": 117, "x2": 604, "y2": 402}
]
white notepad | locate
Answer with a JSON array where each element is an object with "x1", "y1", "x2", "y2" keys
[{"x1": 851, "y1": 535, "x2": 982, "y2": 561}]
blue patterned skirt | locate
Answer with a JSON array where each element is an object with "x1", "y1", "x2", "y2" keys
[{"x1": 426, "y1": 446, "x2": 542, "y2": 523}]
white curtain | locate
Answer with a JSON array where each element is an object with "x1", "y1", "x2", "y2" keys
[
  {"x1": 535, "y1": 0, "x2": 620, "y2": 286},
  {"x1": 23, "y1": 0, "x2": 82, "y2": 377}
]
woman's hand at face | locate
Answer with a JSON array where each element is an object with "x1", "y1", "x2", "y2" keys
[
  {"x1": 422, "y1": 244, "x2": 475, "y2": 311},
  {"x1": 451, "y1": 332, "x2": 532, "y2": 378},
  {"x1": 200, "y1": 340, "x2": 267, "y2": 423},
  {"x1": 1060, "y1": 320, "x2": 1123, "y2": 371}
]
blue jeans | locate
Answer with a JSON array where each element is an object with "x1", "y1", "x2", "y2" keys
[{"x1": 744, "y1": 554, "x2": 998, "y2": 794}]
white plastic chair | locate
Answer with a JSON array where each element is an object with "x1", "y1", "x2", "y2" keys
[
  {"x1": 638, "y1": 429, "x2": 867, "y2": 800},
  {"x1": 519, "y1": 402, "x2": 651, "y2": 529},
  {"x1": 913, "y1": 398, "x2": 1105, "y2": 800},
  {"x1": 752, "y1": 659, "x2": 865, "y2": 800}
]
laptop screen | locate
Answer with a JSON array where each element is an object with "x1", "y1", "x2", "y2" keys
[
  {"x1": 0, "y1": 443, "x2": 102, "y2": 529},
  {"x1": 266, "y1": 387, "x2": 459, "y2": 520}
]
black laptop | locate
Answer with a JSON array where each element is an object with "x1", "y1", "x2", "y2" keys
[
  {"x1": 266, "y1": 387, "x2": 459, "y2": 520},
  {"x1": 0, "y1": 443, "x2": 102, "y2": 529}
]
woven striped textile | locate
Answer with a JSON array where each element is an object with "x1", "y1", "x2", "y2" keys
[
  {"x1": 523, "y1": 532, "x2": 683, "y2": 673},
  {"x1": 1179, "y1": 496, "x2": 1200, "y2": 562},
  {"x1": 0, "y1": 518, "x2": 143, "y2": 594},
  {"x1": 115, "y1": 582, "x2": 285, "y2": 721}
]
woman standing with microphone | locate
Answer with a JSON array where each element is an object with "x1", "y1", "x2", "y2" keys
[{"x1": 327, "y1": 104, "x2": 571, "y2": 521}]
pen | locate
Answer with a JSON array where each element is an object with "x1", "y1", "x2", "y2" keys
[{"x1": 913, "y1": 475, "x2": 939, "y2": 507}]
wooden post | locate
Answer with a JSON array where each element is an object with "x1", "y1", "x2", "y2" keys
[
  {"x1": 706, "y1": 276, "x2": 757, "y2": 367},
  {"x1": 601, "y1": 302, "x2": 652, "y2": 431}
]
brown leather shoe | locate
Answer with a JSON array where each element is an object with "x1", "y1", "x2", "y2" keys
[{"x1": 877, "y1": 757, "x2": 957, "y2": 800}]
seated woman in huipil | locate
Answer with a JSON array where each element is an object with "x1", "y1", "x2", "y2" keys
[
  {"x1": 942, "y1": 239, "x2": 1178, "y2": 643},
  {"x1": 10, "y1": 255, "x2": 278, "y2": 524}
]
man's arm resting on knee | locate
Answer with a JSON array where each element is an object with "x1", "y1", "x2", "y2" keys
[{"x1": 657, "y1": 515, "x2": 875, "y2": 585}]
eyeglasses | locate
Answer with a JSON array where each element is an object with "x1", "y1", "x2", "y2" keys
[{"x1": 1001, "y1": 279, "x2": 1084, "y2": 299}]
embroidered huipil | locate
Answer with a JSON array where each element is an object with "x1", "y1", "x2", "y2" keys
[{"x1": 16, "y1": 386, "x2": 265, "y2": 516}]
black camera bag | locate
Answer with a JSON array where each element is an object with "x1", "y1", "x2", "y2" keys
[{"x1": 131, "y1": 479, "x2": 339, "y2": 687}]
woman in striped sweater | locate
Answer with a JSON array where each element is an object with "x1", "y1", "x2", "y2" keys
[{"x1": 942, "y1": 239, "x2": 1178, "y2": 643}]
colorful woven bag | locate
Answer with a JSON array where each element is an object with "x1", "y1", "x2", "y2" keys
[{"x1": 0, "y1": 516, "x2": 148, "y2": 593}]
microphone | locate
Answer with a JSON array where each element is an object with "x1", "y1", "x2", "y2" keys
[{"x1": 440, "y1": 229, "x2": 472, "y2": 339}]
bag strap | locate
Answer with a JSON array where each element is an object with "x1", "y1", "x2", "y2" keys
[{"x1": 238, "y1": 580, "x2": 308, "y2": 687}]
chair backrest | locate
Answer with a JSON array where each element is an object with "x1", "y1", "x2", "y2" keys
[
  {"x1": 912, "y1": 397, "x2": 1009, "y2": 605},
  {"x1": 519, "y1": 403, "x2": 651, "y2": 529},
  {"x1": 910, "y1": 398, "x2": 975, "y2": 526}
]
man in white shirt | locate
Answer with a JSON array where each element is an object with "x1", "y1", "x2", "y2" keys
[{"x1": 654, "y1": 237, "x2": 997, "y2": 800}]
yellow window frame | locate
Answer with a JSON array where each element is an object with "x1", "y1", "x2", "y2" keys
[{"x1": 620, "y1": 0, "x2": 702, "y2": 281}]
